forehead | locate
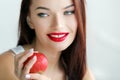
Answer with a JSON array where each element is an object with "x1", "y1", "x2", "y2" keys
[{"x1": 30, "y1": 0, "x2": 73, "y2": 10}]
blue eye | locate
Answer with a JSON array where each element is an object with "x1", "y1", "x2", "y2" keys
[
  {"x1": 37, "y1": 13, "x2": 49, "y2": 17},
  {"x1": 64, "y1": 10, "x2": 75, "y2": 15}
]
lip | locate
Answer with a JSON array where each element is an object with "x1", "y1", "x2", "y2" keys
[{"x1": 47, "y1": 32, "x2": 69, "y2": 42}]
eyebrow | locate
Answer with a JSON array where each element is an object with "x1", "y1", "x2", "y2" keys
[
  {"x1": 36, "y1": 6, "x2": 50, "y2": 10},
  {"x1": 64, "y1": 4, "x2": 74, "y2": 9},
  {"x1": 35, "y1": 4, "x2": 74, "y2": 10}
]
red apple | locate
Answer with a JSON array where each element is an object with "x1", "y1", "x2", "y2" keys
[{"x1": 23, "y1": 52, "x2": 48, "y2": 73}]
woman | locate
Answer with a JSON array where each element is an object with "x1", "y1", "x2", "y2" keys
[{"x1": 0, "y1": 0, "x2": 95, "y2": 80}]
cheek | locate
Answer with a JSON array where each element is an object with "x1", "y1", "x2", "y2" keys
[
  {"x1": 31, "y1": 18, "x2": 51, "y2": 33},
  {"x1": 30, "y1": 20, "x2": 46, "y2": 37},
  {"x1": 67, "y1": 17, "x2": 77, "y2": 32},
  {"x1": 30, "y1": 14, "x2": 51, "y2": 29}
]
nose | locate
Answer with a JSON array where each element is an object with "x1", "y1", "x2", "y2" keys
[{"x1": 52, "y1": 14, "x2": 65, "y2": 29}]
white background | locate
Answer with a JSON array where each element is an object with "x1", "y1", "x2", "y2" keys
[{"x1": 0, "y1": 0, "x2": 120, "y2": 80}]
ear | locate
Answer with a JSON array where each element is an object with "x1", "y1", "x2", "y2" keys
[{"x1": 26, "y1": 16, "x2": 34, "y2": 29}]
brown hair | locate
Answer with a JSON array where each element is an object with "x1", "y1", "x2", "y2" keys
[{"x1": 17, "y1": 0, "x2": 86, "y2": 80}]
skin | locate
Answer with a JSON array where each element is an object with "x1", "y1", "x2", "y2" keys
[
  {"x1": 0, "y1": 0, "x2": 95, "y2": 80},
  {"x1": 0, "y1": 51, "x2": 95, "y2": 80},
  {"x1": 17, "y1": 0, "x2": 77, "y2": 79},
  {"x1": 28, "y1": 0, "x2": 77, "y2": 53},
  {"x1": 0, "y1": 51, "x2": 19, "y2": 80}
]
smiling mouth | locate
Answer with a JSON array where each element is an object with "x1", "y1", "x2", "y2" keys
[{"x1": 47, "y1": 32, "x2": 69, "y2": 42}]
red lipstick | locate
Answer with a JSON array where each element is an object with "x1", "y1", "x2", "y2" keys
[{"x1": 47, "y1": 32, "x2": 69, "y2": 42}]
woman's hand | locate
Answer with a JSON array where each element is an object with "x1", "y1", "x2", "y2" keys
[
  {"x1": 25, "y1": 73, "x2": 51, "y2": 80},
  {"x1": 14, "y1": 49, "x2": 51, "y2": 80}
]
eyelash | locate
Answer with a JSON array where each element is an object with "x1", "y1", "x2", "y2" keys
[
  {"x1": 37, "y1": 10, "x2": 75, "y2": 18},
  {"x1": 64, "y1": 10, "x2": 75, "y2": 15},
  {"x1": 37, "y1": 13, "x2": 49, "y2": 17}
]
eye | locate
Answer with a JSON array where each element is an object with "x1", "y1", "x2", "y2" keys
[
  {"x1": 37, "y1": 13, "x2": 49, "y2": 17},
  {"x1": 64, "y1": 10, "x2": 75, "y2": 15}
]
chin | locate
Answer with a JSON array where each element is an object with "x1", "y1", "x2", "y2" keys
[{"x1": 53, "y1": 42, "x2": 72, "y2": 52}]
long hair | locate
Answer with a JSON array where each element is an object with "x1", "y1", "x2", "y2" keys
[{"x1": 17, "y1": 0, "x2": 86, "y2": 80}]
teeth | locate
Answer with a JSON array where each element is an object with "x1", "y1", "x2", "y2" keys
[
  {"x1": 51, "y1": 35, "x2": 59, "y2": 38},
  {"x1": 58, "y1": 34, "x2": 65, "y2": 37},
  {"x1": 50, "y1": 34, "x2": 65, "y2": 38}
]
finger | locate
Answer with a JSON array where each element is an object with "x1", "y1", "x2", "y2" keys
[
  {"x1": 17, "y1": 48, "x2": 34, "y2": 63},
  {"x1": 17, "y1": 48, "x2": 34, "y2": 69},
  {"x1": 23, "y1": 56, "x2": 37, "y2": 74},
  {"x1": 15, "y1": 48, "x2": 31, "y2": 59},
  {"x1": 15, "y1": 48, "x2": 34, "y2": 77},
  {"x1": 25, "y1": 74, "x2": 31, "y2": 79},
  {"x1": 14, "y1": 50, "x2": 29, "y2": 77},
  {"x1": 27, "y1": 73, "x2": 51, "y2": 80},
  {"x1": 15, "y1": 48, "x2": 33, "y2": 67}
]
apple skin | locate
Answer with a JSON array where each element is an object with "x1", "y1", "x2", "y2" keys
[{"x1": 23, "y1": 52, "x2": 48, "y2": 73}]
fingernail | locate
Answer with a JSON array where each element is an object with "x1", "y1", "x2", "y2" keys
[
  {"x1": 33, "y1": 56, "x2": 37, "y2": 60},
  {"x1": 34, "y1": 51, "x2": 39, "y2": 53},
  {"x1": 29, "y1": 48, "x2": 34, "y2": 53},
  {"x1": 25, "y1": 74, "x2": 30, "y2": 79}
]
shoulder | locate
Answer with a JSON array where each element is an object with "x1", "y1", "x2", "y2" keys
[
  {"x1": 0, "y1": 50, "x2": 18, "y2": 80},
  {"x1": 0, "y1": 45, "x2": 29, "y2": 73},
  {"x1": 0, "y1": 50, "x2": 14, "y2": 66},
  {"x1": 83, "y1": 67, "x2": 95, "y2": 80},
  {"x1": 0, "y1": 50, "x2": 14, "y2": 72}
]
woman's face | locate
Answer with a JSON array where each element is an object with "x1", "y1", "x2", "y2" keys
[{"x1": 28, "y1": 0, "x2": 77, "y2": 52}]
